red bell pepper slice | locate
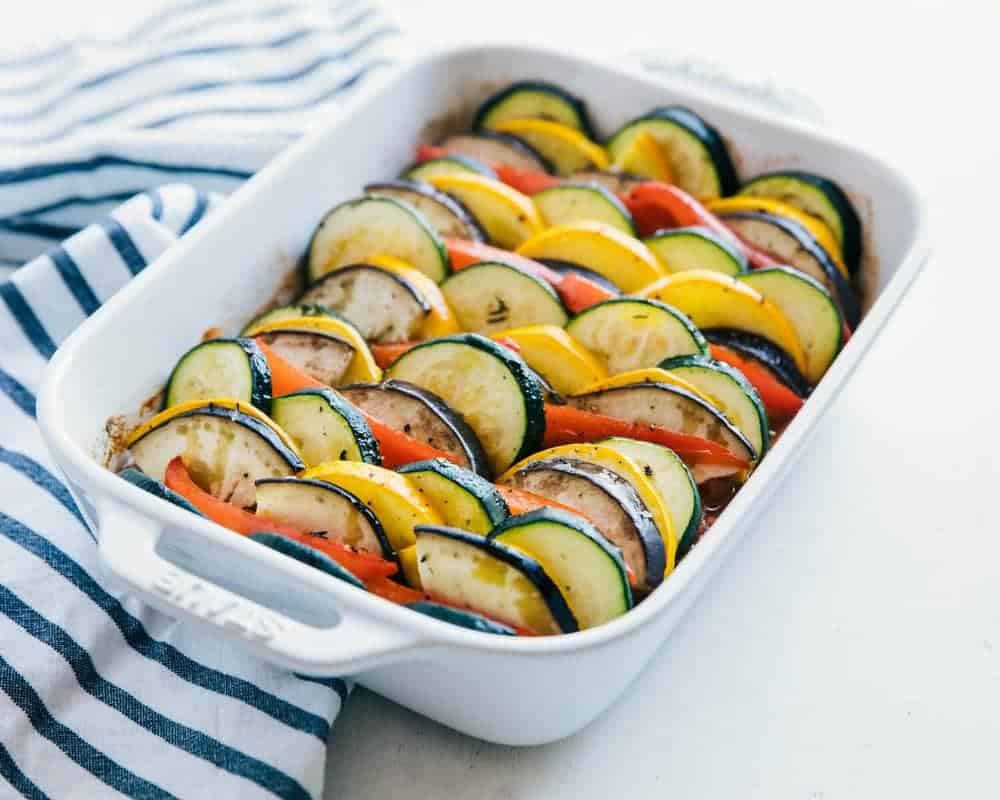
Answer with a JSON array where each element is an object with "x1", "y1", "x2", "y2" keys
[
  {"x1": 371, "y1": 341, "x2": 419, "y2": 368},
  {"x1": 493, "y1": 164, "x2": 564, "y2": 195},
  {"x1": 163, "y1": 457, "x2": 398, "y2": 580},
  {"x1": 542, "y1": 404, "x2": 749, "y2": 468},
  {"x1": 415, "y1": 144, "x2": 447, "y2": 162},
  {"x1": 709, "y1": 344, "x2": 804, "y2": 420}
]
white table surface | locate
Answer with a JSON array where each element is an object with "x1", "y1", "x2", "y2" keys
[{"x1": 7, "y1": 1, "x2": 1000, "y2": 797}]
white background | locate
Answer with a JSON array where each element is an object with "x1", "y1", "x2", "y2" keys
[{"x1": 6, "y1": 1, "x2": 1000, "y2": 798}]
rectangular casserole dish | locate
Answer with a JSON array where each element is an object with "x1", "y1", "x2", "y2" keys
[{"x1": 37, "y1": 44, "x2": 930, "y2": 746}]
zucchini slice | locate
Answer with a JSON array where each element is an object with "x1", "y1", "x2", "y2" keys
[
  {"x1": 254, "y1": 477, "x2": 392, "y2": 560},
  {"x1": 440, "y1": 260, "x2": 568, "y2": 334},
  {"x1": 660, "y1": 355, "x2": 770, "y2": 457},
  {"x1": 269, "y1": 388, "x2": 380, "y2": 468},
  {"x1": 739, "y1": 267, "x2": 844, "y2": 384},
  {"x1": 414, "y1": 525, "x2": 577, "y2": 635},
  {"x1": 125, "y1": 402, "x2": 303, "y2": 500},
  {"x1": 424, "y1": 173, "x2": 544, "y2": 250},
  {"x1": 397, "y1": 458, "x2": 508, "y2": 535},
  {"x1": 247, "y1": 533, "x2": 364, "y2": 589},
  {"x1": 118, "y1": 467, "x2": 204, "y2": 517},
  {"x1": 299, "y1": 263, "x2": 430, "y2": 343},
  {"x1": 489, "y1": 118, "x2": 608, "y2": 176},
  {"x1": 473, "y1": 81, "x2": 594, "y2": 136},
  {"x1": 492, "y1": 324, "x2": 607, "y2": 396},
  {"x1": 164, "y1": 337, "x2": 271, "y2": 413},
  {"x1": 405, "y1": 601, "x2": 516, "y2": 636},
  {"x1": 246, "y1": 315, "x2": 381, "y2": 385},
  {"x1": 307, "y1": 196, "x2": 449, "y2": 283},
  {"x1": 643, "y1": 226, "x2": 748, "y2": 277},
  {"x1": 639, "y1": 270, "x2": 807, "y2": 375},
  {"x1": 600, "y1": 438, "x2": 702, "y2": 561},
  {"x1": 437, "y1": 131, "x2": 552, "y2": 173},
  {"x1": 536, "y1": 258, "x2": 621, "y2": 294},
  {"x1": 365, "y1": 180, "x2": 486, "y2": 242},
  {"x1": 516, "y1": 221, "x2": 663, "y2": 292},
  {"x1": 302, "y1": 461, "x2": 442, "y2": 554},
  {"x1": 402, "y1": 155, "x2": 496, "y2": 182},
  {"x1": 490, "y1": 507, "x2": 631, "y2": 629},
  {"x1": 704, "y1": 328, "x2": 810, "y2": 399},
  {"x1": 501, "y1": 456, "x2": 666, "y2": 592},
  {"x1": 567, "y1": 382, "x2": 755, "y2": 481},
  {"x1": 716, "y1": 210, "x2": 860, "y2": 327},
  {"x1": 566, "y1": 297, "x2": 707, "y2": 375},
  {"x1": 384, "y1": 334, "x2": 545, "y2": 475},
  {"x1": 739, "y1": 170, "x2": 863, "y2": 272},
  {"x1": 605, "y1": 106, "x2": 739, "y2": 199},
  {"x1": 242, "y1": 304, "x2": 335, "y2": 334},
  {"x1": 338, "y1": 380, "x2": 490, "y2": 477},
  {"x1": 533, "y1": 182, "x2": 635, "y2": 235}
]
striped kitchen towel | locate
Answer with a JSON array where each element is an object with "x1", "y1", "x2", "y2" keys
[{"x1": 0, "y1": 2, "x2": 401, "y2": 797}]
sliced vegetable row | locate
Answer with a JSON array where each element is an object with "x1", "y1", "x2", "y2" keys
[{"x1": 113, "y1": 79, "x2": 869, "y2": 638}]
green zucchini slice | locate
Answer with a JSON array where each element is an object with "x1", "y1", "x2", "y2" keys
[
  {"x1": 397, "y1": 458, "x2": 508, "y2": 535},
  {"x1": 660, "y1": 355, "x2": 770, "y2": 457},
  {"x1": 489, "y1": 507, "x2": 631, "y2": 629},
  {"x1": 385, "y1": 334, "x2": 545, "y2": 475},
  {"x1": 299, "y1": 263, "x2": 430, "y2": 343},
  {"x1": 565, "y1": 297, "x2": 707, "y2": 375},
  {"x1": 307, "y1": 196, "x2": 449, "y2": 283},
  {"x1": 128, "y1": 404, "x2": 303, "y2": 498},
  {"x1": 414, "y1": 525, "x2": 577, "y2": 635},
  {"x1": 247, "y1": 532, "x2": 365, "y2": 589},
  {"x1": 254, "y1": 477, "x2": 393, "y2": 560},
  {"x1": 365, "y1": 180, "x2": 486, "y2": 242},
  {"x1": 606, "y1": 106, "x2": 739, "y2": 199},
  {"x1": 405, "y1": 601, "x2": 516, "y2": 635},
  {"x1": 118, "y1": 467, "x2": 204, "y2": 517},
  {"x1": 440, "y1": 260, "x2": 568, "y2": 334},
  {"x1": 502, "y1": 456, "x2": 666, "y2": 593},
  {"x1": 739, "y1": 170, "x2": 862, "y2": 273},
  {"x1": 473, "y1": 81, "x2": 594, "y2": 136},
  {"x1": 738, "y1": 267, "x2": 844, "y2": 385},
  {"x1": 402, "y1": 155, "x2": 496, "y2": 182},
  {"x1": 533, "y1": 183, "x2": 635, "y2": 235},
  {"x1": 643, "y1": 226, "x2": 747, "y2": 276},
  {"x1": 599, "y1": 438, "x2": 702, "y2": 561},
  {"x1": 717, "y1": 210, "x2": 860, "y2": 327},
  {"x1": 164, "y1": 338, "x2": 271, "y2": 413},
  {"x1": 269, "y1": 388, "x2": 380, "y2": 468}
]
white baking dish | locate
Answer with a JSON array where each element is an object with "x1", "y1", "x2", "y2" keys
[{"x1": 37, "y1": 44, "x2": 930, "y2": 746}]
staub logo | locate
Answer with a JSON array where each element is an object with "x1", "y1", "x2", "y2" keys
[{"x1": 152, "y1": 568, "x2": 286, "y2": 641}]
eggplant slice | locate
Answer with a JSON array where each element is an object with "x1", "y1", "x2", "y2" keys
[
  {"x1": 255, "y1": 329, "x2": 356, "y2": 385},
  {"x1": 438, "y1": 131, "x2": 553, "y2": 173},
  {"x1": 365, "y1": 180, "x2": 486, "y2": 242},
  {"x1": 299, "y1": 264, "x2": 429, "y2": 344},
  {"x1": 338, "y1": 380, "x2": 491, "y2": 477}
]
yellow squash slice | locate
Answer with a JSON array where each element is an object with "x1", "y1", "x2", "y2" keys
[{"x1": 425, "y1": 173, "x2": 544, "y2": 250}]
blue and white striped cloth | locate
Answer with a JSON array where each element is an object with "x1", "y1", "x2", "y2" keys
[{"x1": 0, "y1": 2, "x2": 401, "y2": 797}]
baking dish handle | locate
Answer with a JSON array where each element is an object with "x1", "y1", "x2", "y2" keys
[{"x1": 96, "y1": 500, "x2": 429, "y2": 675}]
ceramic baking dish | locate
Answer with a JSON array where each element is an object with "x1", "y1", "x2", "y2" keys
[{"x1": 38, "y1": 44, "x2": 930, "y2": 746}]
